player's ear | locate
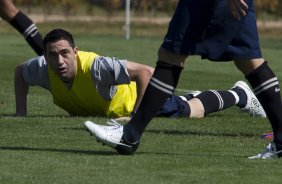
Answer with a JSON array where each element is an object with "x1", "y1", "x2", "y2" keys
[{"x1": 73, "y1": 47, "x2": 78, "y2": 54}]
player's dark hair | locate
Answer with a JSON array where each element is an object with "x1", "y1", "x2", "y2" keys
[{"x1": 43, "y1": 29, "x2": 75, "y2": 51}]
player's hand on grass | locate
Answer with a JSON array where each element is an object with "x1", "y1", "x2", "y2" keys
[{"x1": 227, "y1": 0, "x2": 248, "y2": 19}]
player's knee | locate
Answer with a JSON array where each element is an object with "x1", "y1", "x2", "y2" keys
[
  {"x1": 234, "y1": 58, "x2": 265, "y2": 76},
  {"x1": 157, "y1": 47, "x2": 187, "y2": 67}
]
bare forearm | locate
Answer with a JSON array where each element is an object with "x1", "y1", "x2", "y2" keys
[
  {"x1": 132, "y1": 70, "x2": 152, "y2": 112},
  {"x1": 14, "y1": 65, "x2": 29, "y2": 116},
  {"x1": 126, "y1": 61, "x2": 154, "y2": 112}
]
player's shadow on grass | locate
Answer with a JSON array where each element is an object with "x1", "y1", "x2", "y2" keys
[
  {"x1": 0, "y1": 145, "x2": 185, "y2": 156},
  {"x1": 62, "y1": 127, "x2": 257, "y2": 138},
  {"x1": 0, "y1": 146, "x2": 116, "y2": 155},
  {"x1": 146, "y1": 129, "x2": 256, "y2": 138}
]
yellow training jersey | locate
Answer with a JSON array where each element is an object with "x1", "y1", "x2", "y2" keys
[{"x1": 48, "y1": 51, "x2": 137, "y2": 117}]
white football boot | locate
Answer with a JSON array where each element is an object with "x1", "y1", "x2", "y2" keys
[
  {"x1": 232, "y1": 81, "x2": 266, "y2": 117},
  {"x1": 85, "y1": 119, "x2": 139, "y2": 155},
  {"x1": 248, "y1": 142, "x2": 282, "y2": 159}
]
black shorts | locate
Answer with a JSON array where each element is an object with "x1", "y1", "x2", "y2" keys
[
  {"x1": 156, "y1": 95, "x2": 193, "y2": 118},
  {"x1": 161, "y1": 0, "x2": 262, "y2": 61}
]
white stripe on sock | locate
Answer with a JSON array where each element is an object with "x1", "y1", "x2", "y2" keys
[
  {"x1": 228, "y1": 90, "x2": 240, "y2": 104},
  {"x1": 210, "y1": 90, "x2": 224, "y2": 110},
  {"x1": 23, "y1": 24, "x2": 37, "y2": 38},
  {"x1": 151, "y1": 77, "x2": 174, "y2": 91},
  {"x1": 253, "y1": 77, "x2": 277, "y2": 92},
  {"x1": 149, "y1": 79, "x2": 174, "y2": 95},
  {"x1": 255, "y1": 81, "x2": 279, "y2": 95}
]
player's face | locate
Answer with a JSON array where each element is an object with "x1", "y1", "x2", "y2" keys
[{"x1": 44, "y1": 40, "x2": 78, "y2": 83}]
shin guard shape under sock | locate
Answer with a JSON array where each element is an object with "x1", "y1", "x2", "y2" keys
[
  {"x1": 196, "y1": 90, "x2": 237, "y2": 116},
  {"x1": 124, "y1": 61, "x2": 183, "y2": 142}
]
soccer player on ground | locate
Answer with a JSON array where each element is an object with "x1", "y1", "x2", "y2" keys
[
  {"x1": 0, "y1": 0, "x2": 43, "y2": 55},
  {"x1": 14, "y1": 29, "x2": 265, "y2": 120},
  {"x1": 85, "y1": 0, "x2": 282, "y2": 159}
]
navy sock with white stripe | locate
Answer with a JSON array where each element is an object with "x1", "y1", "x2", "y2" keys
[
  {"x1": 124, "y1": 61, "x2": 183, "y2": 142},
  {"x1": 246, "y1": 62, "x2": 282, "y2": 144},
  {"x1": 9, "y1": 11, "x2": 43, "y2": 55},
  {"x1": 195, "y1": 90, "x2": 239, "y2": 116},
  {"x1": 231, "y1": 87, "x2": 247, "y2": 108}
]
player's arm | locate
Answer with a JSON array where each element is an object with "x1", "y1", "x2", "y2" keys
[
  {"x1": 92, "y1": 56, "x2": 154, "y2": 115},
  {"x1": 126, "y1": 61, "x2": 154, "y2": 112},
  {"x1": 14, "y1": 63, "x2": 29, "y2": 116},
  {"x1": 14, "y1": 56, "x2": 50, "y2": 116},
  {"x1": 227, "y1": 0, "x2": 248, "y2": 19}
]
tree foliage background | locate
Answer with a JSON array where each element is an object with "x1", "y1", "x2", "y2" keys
[
  {"x1": 14, "y1": 0, "x2": 282, "y2": 18},
  {"x1": 255, "y1": 0, "x2": 282, "y2": 18}
]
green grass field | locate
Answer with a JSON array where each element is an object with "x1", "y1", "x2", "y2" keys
[{"x1": 1, "y1": 21, "x2": 282, "y2": 184}]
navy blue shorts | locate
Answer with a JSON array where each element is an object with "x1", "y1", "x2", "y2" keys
[
  {"x1": 161, "y1": 0, "x2": 262, "y2": 61},
  {"x1": 156, "y1": 95, "x2": 193, "y2": 118}
]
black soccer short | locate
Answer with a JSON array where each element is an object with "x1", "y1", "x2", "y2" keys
[
  {"x1": 161, "y1": 0, "x2": 262, "y2": 61},
  {"x1": 156, "y1": 95, "x2": 193, "y2": 118}
]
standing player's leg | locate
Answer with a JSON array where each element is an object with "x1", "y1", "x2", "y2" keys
[
  {"x1": 122, "y1": 48, "x2": 185, "y2": 141},
  {"x1": 0, "y1": 0, "x2": 43, "y2": 55},
  {"x1": 235, "y1": 59, "x2": 282, "y2": 159},
  {"x1": 226, "y1": 0, "x2": 282, "y2": 159}
]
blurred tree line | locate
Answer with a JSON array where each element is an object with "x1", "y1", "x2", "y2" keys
[
  {"x1": 256, "y1": 0, "x2": 282, "y2": 18},
  {"x1": 14, "y1": 0, "x2": 282, "y2": 18}
]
